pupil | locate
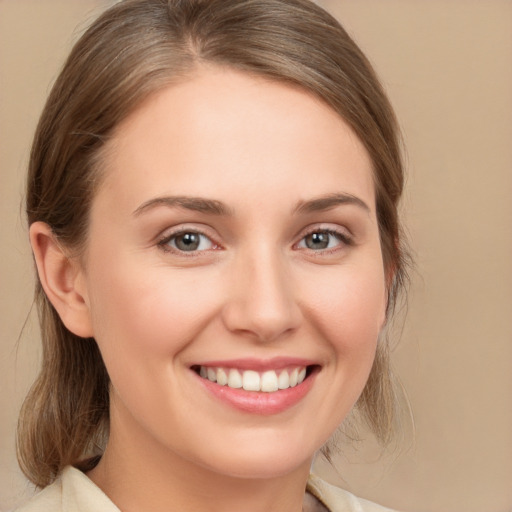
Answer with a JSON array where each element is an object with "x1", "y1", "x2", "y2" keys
[
  {"x1": 176, "y1": 233, "x2": 199, "y2": 251},
  {"x1": 307, "y1": 232, "x2": 328, "y2": 249}
]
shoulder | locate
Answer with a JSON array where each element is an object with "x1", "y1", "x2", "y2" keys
[
  {"x1": 14, "y1": 466, "x2": 119, "y2": 512},
  {"x1": 14, "y1": 479, "x2": 63, "y2": 512},
  {"x1": 307, "y1": 473, "x2": 399, "y2": 512}
]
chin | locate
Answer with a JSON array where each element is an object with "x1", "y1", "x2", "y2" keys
[
  {"x1": 191, "y1": 431, "x2": 318, "y2": 480},
  {"x1": 205, "y1": 454, "x2": 310, "y2": 480}
]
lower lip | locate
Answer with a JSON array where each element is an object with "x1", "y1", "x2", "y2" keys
[{"x1": 194, "y1": 368, "x2": 318, "y2": 415}]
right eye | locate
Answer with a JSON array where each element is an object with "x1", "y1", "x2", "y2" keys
[{"x1": 159, "y1": 231, "x2": 216, "y2": 253}]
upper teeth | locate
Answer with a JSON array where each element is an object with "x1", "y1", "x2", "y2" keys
[{"x1": 199, "y1": 366, "x2": 307, "y2": 392}]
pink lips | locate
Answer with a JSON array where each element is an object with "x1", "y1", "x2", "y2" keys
[{"x1": 192, "y1": 358, "x2": 319, "y2": 415}]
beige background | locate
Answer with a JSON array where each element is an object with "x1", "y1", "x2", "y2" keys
[{"x1": 1, "y1": 1, "x2": 511, "y2": 511}]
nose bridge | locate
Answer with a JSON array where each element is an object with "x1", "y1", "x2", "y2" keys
[{"x1": 222, "y1": 242, "x2": 302, "y2": 342}]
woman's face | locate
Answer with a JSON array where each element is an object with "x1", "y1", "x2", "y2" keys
[{"x1": 77, "y1": 66, "x2": 387, "y2": 478}]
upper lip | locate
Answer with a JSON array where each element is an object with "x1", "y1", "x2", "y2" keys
[{"x1": 191, "y1": 357, "x2": 318, "y2": 371}]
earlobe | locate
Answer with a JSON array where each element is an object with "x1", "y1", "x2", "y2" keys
[{"x1": 29, "y1": 221, "x2": 94, "y2": 338}]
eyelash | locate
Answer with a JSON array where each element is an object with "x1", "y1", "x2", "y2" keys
[
  {"x1": 156, "y1": 226, "x2": 353, "y2": 255},
  {"x1": 157, "y1": 228, "x2": 219, "y2": 254},
  {"x1": 295, "y1": 227, "x2": 353, "y2": 253}
]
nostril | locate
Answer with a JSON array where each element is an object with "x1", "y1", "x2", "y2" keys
[{"x1": 220, "y1": 265, "x2": 303, "y2": 343}]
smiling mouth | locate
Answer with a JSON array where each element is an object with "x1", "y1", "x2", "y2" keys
[{"x1": 191, "y1": 365, "x2": 317, "y2": 393}]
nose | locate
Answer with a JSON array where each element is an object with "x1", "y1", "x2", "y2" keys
[{"x1": 221, "y1": 249, "x2": 303, "y2": 343}]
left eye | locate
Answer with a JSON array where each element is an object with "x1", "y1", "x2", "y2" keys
[
  {"x1": 162, "y1": 231, "x2": 215, "y2": 252},
  {"x1": 297, "y1": 230, "x2": 345, "y2": 250}
]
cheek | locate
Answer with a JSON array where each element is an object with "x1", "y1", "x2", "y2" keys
[
  {"x1": 84, "y1": 257, "x2": 223, "y2": 368},
  {"x1": 302, "y1": 260, "x2": 386, "y2": 362}
]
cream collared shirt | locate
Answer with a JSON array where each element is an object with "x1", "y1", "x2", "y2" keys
[{"x1": 15, "y1": 466, "x2": 396, "y2": 512}]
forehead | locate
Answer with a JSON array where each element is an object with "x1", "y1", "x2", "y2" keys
[{"x1": 96, "y1": 66, "x2": 375, "y2": 214}]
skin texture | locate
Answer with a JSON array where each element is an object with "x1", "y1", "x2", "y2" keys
[{"x1": 31, "y1": 66, "x2": 387, "y2": 512}]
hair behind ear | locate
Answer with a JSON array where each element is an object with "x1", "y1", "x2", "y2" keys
[
  {"x1": 18, "y1": 223, "x2": 110, "y2": 487},
  {"x1": 17, "y1": 288, "x2": 110, "y2": 487}
]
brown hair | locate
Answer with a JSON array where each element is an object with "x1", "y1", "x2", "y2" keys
[{"x1": 19, "y1": 0, "x2": 409, "y2": 488}]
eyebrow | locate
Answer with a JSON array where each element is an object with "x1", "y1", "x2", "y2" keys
[
  {"x1": 294, "y1": 193, "x2": 370, "y2": 214},
  {"x1": 133, "y1": 192, "x2": 370, "y2": 217},
  {"x1": 133, "y1": 196, "x2": 233, "y2": 217}
]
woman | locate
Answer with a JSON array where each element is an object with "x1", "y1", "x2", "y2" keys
[{"x1": 16, "y1": 0, "x2": 408, "y2": 510}]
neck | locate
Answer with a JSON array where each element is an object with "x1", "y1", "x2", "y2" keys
[{"x1": 87, "y1": 415, "x2": 312, "y2": 512}]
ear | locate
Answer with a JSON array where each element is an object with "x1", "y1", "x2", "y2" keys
[
  {"x1": 29, "y1": 221, "x2": 94, "y2": 338},
  {"x1": 380, "y1": 263, "x2": 396, "y2": 330}
]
